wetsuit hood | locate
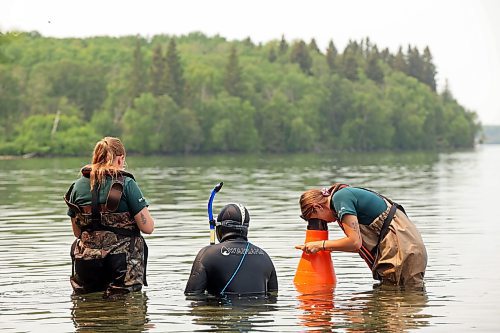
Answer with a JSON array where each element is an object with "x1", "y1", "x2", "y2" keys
[{"x1": 216, "y1": 203, "x2": 249, "y2": 242}]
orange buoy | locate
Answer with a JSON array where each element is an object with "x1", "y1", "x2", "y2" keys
[{"x1": 294, "y1": 219, "x2": 336, "y2": 293}]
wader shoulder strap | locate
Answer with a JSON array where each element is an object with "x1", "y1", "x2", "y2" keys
[
  {"x1": 70, "y1": 240, "x2": 77, "y2": 277},
  {"x1": 371, "y1": 203, "x2": 398, "y2": 259},
  {"x1": 356, "y1": 187, "x2": 408, "y2": 216},
  {"x1": 106, "y1": 175, "x2": 124, "y2": 212},
  {"x1": 143, "y1": 239, "x2": 148, "y2": 286},
  {"x1": 64, "y1": 183, "x2": 81, "y2": 214},
  {"x1": 91, "y1": 184, "x2": 101, "y2": 225}
]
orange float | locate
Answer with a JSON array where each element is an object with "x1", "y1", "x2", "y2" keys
[{"x1": 294, "y1": 219, "x2": 336, "y2": 293}]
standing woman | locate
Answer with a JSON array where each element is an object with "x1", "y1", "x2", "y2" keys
[
  {"x1": 296, "y1": 184, "x2": 427, "y2": 286},
  {"x1": 64, "y1": 137, "x2": 154, "y2": 297}
]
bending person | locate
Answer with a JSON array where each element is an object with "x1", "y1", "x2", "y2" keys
[
  {"x1": 185, "y1": 203, "x2": 278, "y2": 297},
  {"x1": 64, "y1": 137, "x2": 154, "y2": 297},
  {"x1": 296, "y1": 184, "x2": 427, "y2": 286}
]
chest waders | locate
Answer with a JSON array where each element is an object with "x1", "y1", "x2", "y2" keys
[
  {"x1": 64, "y1": 168, "x2": 148, "y2": 294},
  {"x1": 335, "y1": 186, "x2": 426, "y2": 285}
]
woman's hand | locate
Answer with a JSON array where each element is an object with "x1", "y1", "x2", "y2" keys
[{"x1": 295, "y1": 240, "x2": 325, "y2": 254}]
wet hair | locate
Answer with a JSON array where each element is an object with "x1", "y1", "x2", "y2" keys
[
  {"x1": 299, "y1": 183, "x2": 349, "y2": 221},
  {"x1": 90, "y1": 137, "x2": 126, "y2": 190},
  {"x1": 216, "y1": 203, "x2": 250, "y2": 242}
]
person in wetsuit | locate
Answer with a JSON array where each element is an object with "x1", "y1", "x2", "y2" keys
[
  {"x1": 64, "y1": 137, "x2": 155, "y2": 297},
  {"x1": 184, "y1": 203, "x2": 278, "y2": 297},
  {"x1": 296, "y1": 184, "x2": 427, "y2": 286}
]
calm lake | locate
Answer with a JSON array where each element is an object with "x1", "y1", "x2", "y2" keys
[{"x1": 0, "y1": 145, "x2": 499, "y2": 332}]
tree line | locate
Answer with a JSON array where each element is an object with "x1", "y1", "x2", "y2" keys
[{"x1": 0, "y1": 31, "x2": 480, "y2": 155}]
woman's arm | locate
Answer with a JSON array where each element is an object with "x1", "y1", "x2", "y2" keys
[
  {"x1": 71, "y1": 217, "x2": 82, "y2": 238},
  {"x1": 295, "y1": 214, "x2": 362, "y2": 253},
  {"x1": 134, "y1": 207, "x2": 155, "y2": 234}
]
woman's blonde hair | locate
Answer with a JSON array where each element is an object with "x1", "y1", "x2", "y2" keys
[
  {"x1": 299, "y1": 183, "x2": 348, "y2": 220},
  {"x1": 90, "y1": 137, "x2": 126, "y2": 189}
]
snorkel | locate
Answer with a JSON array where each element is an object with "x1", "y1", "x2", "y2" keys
[{"x1": 208, "y1": 182, "x2": 224, "y2": 245}]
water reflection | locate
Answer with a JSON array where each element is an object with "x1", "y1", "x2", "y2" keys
[
  {"x1": 187, "y1": 295, "x2": 278, "y2": 332},
  {"x1": 296, "y1": 285, "x2": 430, "y2": 332},
  {"x1": 296, "y1": 285, "x2": 335, "y2": 331},
  {"x1": 71, "y1": 292, "x2": 152, "y2": 332}
]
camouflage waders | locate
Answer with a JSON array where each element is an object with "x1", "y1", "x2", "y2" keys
[{"x1": 65, "y1": 170, "x2": 148, "y2": 296}]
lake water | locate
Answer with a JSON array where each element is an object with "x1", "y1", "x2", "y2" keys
[{"x1": 0, "y1": 145, "x2": 499, "y2": 332}]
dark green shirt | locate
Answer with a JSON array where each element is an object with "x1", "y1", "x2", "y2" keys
[
  {"x1": 67, "y1": 175, "x2": 148, "y2": 218},
  {"x1": 331, "y1": 187, "x2": 387, "y2": 225}
]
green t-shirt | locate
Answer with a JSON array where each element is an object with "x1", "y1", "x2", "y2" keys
[
  {"x1": 67, "y1": 175, "x2": 149, "y2": 218},
  {"x1": 331, "y1": 187, "x2": 387, "y2": 225}
]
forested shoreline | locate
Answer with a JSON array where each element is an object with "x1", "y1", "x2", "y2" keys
[{"x1": 0, "y1": 31, "x2": 480, "y2": 156}]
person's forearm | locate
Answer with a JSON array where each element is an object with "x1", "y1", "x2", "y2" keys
[{"x1": 324, "y1": 237, "x2": 361, "y2": 252}]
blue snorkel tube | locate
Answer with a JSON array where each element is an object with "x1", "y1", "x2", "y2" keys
[{"x1": 208, "y1": 182, "x2": 223, "y2": 245}]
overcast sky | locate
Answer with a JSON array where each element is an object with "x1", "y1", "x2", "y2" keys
[{"x1": 2, "y1": 0, "x2": 499, "y2": 125}]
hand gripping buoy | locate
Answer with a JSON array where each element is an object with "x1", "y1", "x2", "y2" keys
[{"x1": 294, "y1": 220, "x2": 336, "y2": 293}]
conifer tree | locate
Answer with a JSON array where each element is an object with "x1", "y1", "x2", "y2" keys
[
  {"x1": 366, "y1": 45, "x2": 384, "y2": 83},
  {"x1": 268, "y1": 46, "x2": 277, "y2": 63},
  {"x1": 391, "y1": 46, "x2": 407, "y2": 73},
  {"x1": 150, "y1": 44, "x2": 164, "y2": 97},
  {"x1": 380, "y1": 47, "x2": 390, "y2": 63},
  {"x1": 325, "y1": 40, "x2": 338, "y2": 73},
  {"x1": 407, "y1": 45, "x2": 423, "y2": 81},
  {"x1": 131, "y1": 37, "x2": 147, "y2": 99},
  {"x1": 341, "y1": 45, "x2": 359, "y2": 81},
  {"x1": 290, "y1": 40, "x2": 312, "y2": 75},
  {"x1": 309, "y1": 38, "x2": 321, "y2": 54},
  {"x1": 422, "y1": 46, "x2": 437, "y2": 91},
  {"x1": 279, "y1": 34, "x2": 288, "y2": 55},
  {"x1": 224, "y1": 45, "x2": 243, "y2": 96},
  {"x1": 165, "y1": 38, "x2": 185, "y2": 106}
]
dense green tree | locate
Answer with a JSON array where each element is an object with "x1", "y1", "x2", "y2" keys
[
  {"x1": 279, "y1": 35, "x2": 288, "y2": 55},
  {"x1": 131, "y1": 36, "x2": 147, "y2": 99},
  {"x1": 325, "y1": 40, "x2": 338, "y2": 73},
  {"x1": 165, "y1": 38, "x2": 185, "y2": 106},
  {"x1": 391, "y1": 46, "x2": 407, "y2": 73},
  {"x1": 340, "y1": 47, "x2": 359, "y2": 81},
  {"x1": 365, "y1": 46, "x2": 384, "y2": 84},
  {"x1": 150, "y1": 44, "x2": 165, "y2": 96},
  {"x1": 169, "y1": 108, "x2": 202, "y2": 153},
  {"x1": 224, "y1": 45, "x2": 243, "y2": 97},
  {"x1": 309, "y1": 38, "x2": 321, "y2": 54},
  {"x1": 268, "y1": 46, "x2": 277, "y2": 63},
  {"x1": 0, "y1": 66, "x2": 21, "y2": 139},
  {"x1": 2, "y1": 113, "x2": 98, "y2": 155},
  {"x1": 122, "y1": 93, "x2": 176, "y2": 153},
  {"x1": 422, "y1": 46, "x2": 437, "y2": 91},
  {"x1": 407, "y1": 46, "x2": 423, "y2": 82},
  {"x1": 290, "y1": 40, "x2": 312, "y2": 75},
  {"x1": 204, "y1": 93, "x2": 259, "y2": 152},
  {"x1": 256, "y1": 92, "x2": 291, "y2": 152},
  {"x1": 44, "y1": 61, "x2": 107, "y2": 121},
  {"x1": 339, "y1": 81, "x2": 393, "y2": 150}
]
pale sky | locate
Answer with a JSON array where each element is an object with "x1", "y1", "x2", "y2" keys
[{"x1": 2, "y1": 0, "x2": 499, "y2": 125}]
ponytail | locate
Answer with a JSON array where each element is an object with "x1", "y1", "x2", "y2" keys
[{"x1": 89, "y1": 137, "x2": 126, "y2": 190}]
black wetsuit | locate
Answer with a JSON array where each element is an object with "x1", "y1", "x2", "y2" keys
[{"x1": 184, "y1": 236, "x2": 278, "y2": 296}]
